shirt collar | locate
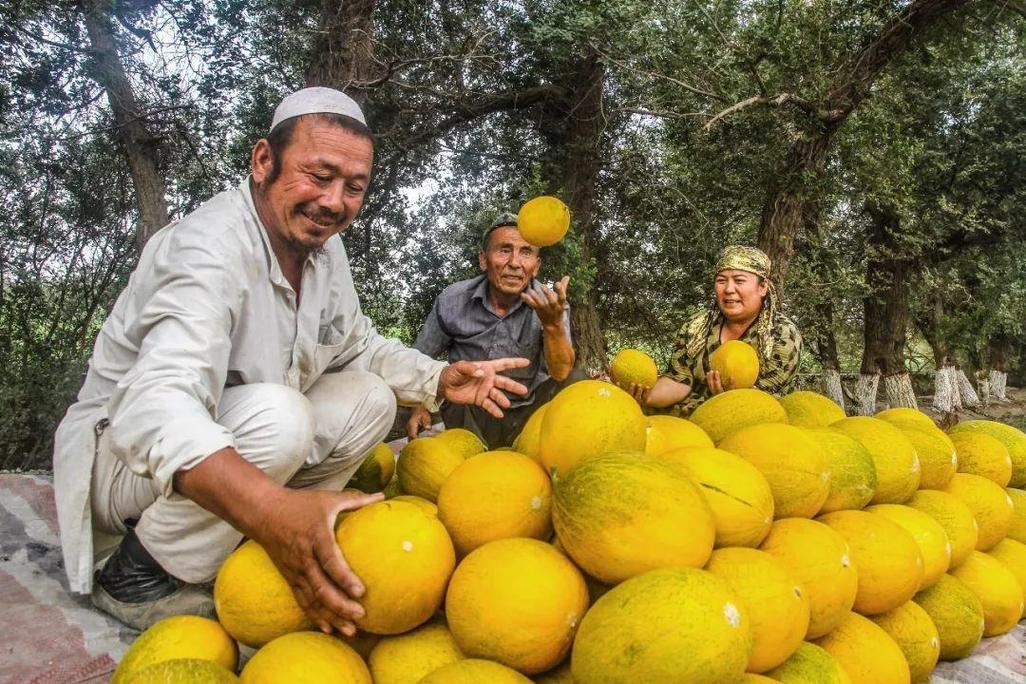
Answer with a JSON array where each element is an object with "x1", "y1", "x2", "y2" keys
[{"x1": 241, "y1": 176, "x2": 325, "y2": 290}]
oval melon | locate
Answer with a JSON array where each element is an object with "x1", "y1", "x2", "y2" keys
[
  {"x1": 644, "y1": 414, "x2": 713, "y2": 457},
  {"x1": 869, "y1": 601, "x2": 940, "y2": 684},
  {"x1": 709, "y1": 340, "x2": 760, "y2": 389},
  {"x1": 719, "y1": 424, "x2": 829, "y2": 519},
  {"x1": 781, "y1": 391, "x2": 846, "y2": 428},
  {"x1": 905, "y1": 489, "x2": 979, "y2": 569},
  {"x1": 866, "y1": 504, "x2": 951, "y2": 590},
  {"x1": 539, "y1": 380, "x2": 647, "y2": 477},
  {"x1": 950, "y1": 430, "x2": 1012, "y2": 486},
  {"x1": 942, "y1": 473, "x2": 1014, "y2": 551},
  {"x1": 552, "y1": 452, "x2": 714, "y2": 583},
  {"x1": 512, "y1": 403, "x2": 548, "y2": 462},
  {"x1": 658, "y1": 446, "x2": 774, "y2": 547},
  {"x1": 764, "y1": 642, "x2": 851, "y2": 684},
  {"x1": 349, "y1": 443, "x2": 396, "y2": 493},
  {"x1": 987, "y1": 538, "x2": 1026, "y2": 619},
  {"x1": 419, "y1": 659, "x2": 532, "y2": 684},
  {"x1": 367, "y1": 620, "x2": 463, "y2": 684},
  {"x1": 396, "y1": 437, "x2": 465, "y2": 502},
  {"x1": 445, "y1": 538, "x2": 588, "y2": 675},
  {"x1": 805, "y1": 428, "x2": 877, "y2": 513},
  {"x1": 895, "y1": 424, "x2": 958, "y2": 490},
  {"x1": 518, "y1": 195, "x2": 570, "y2": 247},
  {"x1": 1007, "y1": 487, "x2": 1026, "y2": 543},
  {"x1": 609, "y1": 348, "x2": 658, "y2": 389},
  {"x1": 831, "y1": 417, "x2": 921, "y2": 504},
  {"x1": 817, "y1": 509, "x2": 924, "y2": 616},
  {"x1": 125, "y1": 660, "x2": 238, "y2": 684},
  {"x1": 113, "y1": 616, "x2": 237, "y2": 684},
  {"x1": 913, "y1": 573, "x2": 985, "y2": 661},
  {"x1": 689, "y1": 388, "x2": 788, "y2": 444},
  {"x1": 948, "y1": 419, "x2": 1026, "y2": 487},
  {"x1": 434, "y1": 428, "x2": 486, "y2": 458},
  {"x1": 240, "y1": 631, "x2": 370, "y2": 683},
  {"x1": 949, "y1": 550, "x2": 1024, "y2": 636},
  {"x1": 876, "y1": 407, "x2": 935, "y2": 430},
  {"x1": 335, "y1": 500, "x2": 455, "y2": 635},
  {"x1": 812, "y1": 612, "x2": 910, "y2": 684},
  {"x1": 759, "y1": 518, "x2": 858, "y2": 639},
  {"x1": 571, "y1": 567, "x2": 750, "y2": 684}
]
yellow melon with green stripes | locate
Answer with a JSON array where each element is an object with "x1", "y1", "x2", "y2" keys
[
  {"x1": 689, "y1": 388, "x2": 788, "y2": 444},
  {"x1": 869, "y1": 601, "x2": 940, "y2": 684},
  {"x1": 805, "y1": 428, "x2": 877, "y2": 513},
  {"x1": 780, "y1": 391, "x2": 846, "y2": 428},
  {"x1": 913, "y1": 573, "x2": 985, "y2": 661}
]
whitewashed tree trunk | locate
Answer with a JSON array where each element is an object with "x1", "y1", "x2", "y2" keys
[
  {"x1": 945, "y1": 366, "x2": 963, "y2": 410},
  {"x1": 933, "y1": 369, "x2": 954, "y2": 413},
  {"x1": 954, "y1": 369, "x2": 980, "y2": 408},
  {"x1": 822, "y1": 369, "x2": 846, "y2": 414},
  {"x1": 990, "y1": 370, "x2": 1008, "y2": 401},
  {"x1": 883, "y1": 372, "x2": 918, "y2": 409},
  {"x1": 856, "y1": 373, "x2": 880, "y2": 416},
  {"x1": 977, "y1": 374, "x2": 990, "y2": 409}
]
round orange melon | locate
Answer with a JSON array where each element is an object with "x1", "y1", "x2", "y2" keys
[
  {"x1": 709, "y1": 340, "x2": 760, "y2": 389},
  {"x1": 112, "y1": 617, "x2": 237, "y2": 684},
  {"x1": 367, "y1": 619, "x2": 463, "y2": 684},
  {"x1": 334, "y1": 500, "x2": 455, "y2": 635},
  {"x1": 817, "y1": 509, "x2": 924, "y2": 616},
  {"x1": 437, "y1": 450, "x2": 552, "y2": 555},
  {"x1": 445, "y1": 538, "x2": 588, "y2": 675},
  {"x1": 396, "y1": 437, "x2": 465, "y2": 502},
  {"x1": 518, "y1": 195, "x2": 570, "y2": 247},
  {"x1": 552, "y1": 452, "x2": 714, "y2": 583},
  {"x1": 689, "y1": 388, "x2": 788, "y2": 444},
  {"x1": 240, "y1": 631, "x2": 370, "y2": 683},
  {"x1": 719, "y1": 423, "x2": 829, "y2": 519},
  {"x1": 609, "y1": 348, "x2": 658, "y2": 389},
  {"x1": 948, "y1": 419, "x2": 1026, "y2": 487},
  {"x1": 906, "y1": 489, "x2": 979, "y2": 570}
]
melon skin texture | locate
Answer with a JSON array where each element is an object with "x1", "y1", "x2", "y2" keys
[
  {"x1": 518, "y1": 195, "x2": 570, "y2": 247},
  {"x1": 895, "y1": 424, "x2": 958, "y2": 490},
  {"x1": 419, "y1": 659, "x2": 532, "y2": 684},
  {"x1": 444, "y1": 538, "x2": 588, "y2": 675},
  {"x1": 948, "y1": 419, "x2": 1026, "y2": 487},
  {"x1": 240, "y1": 632, "x2": 371, "y2": 684},
  {"x1": 951, "y1": 430, "x2": 1012, "y2": 486},
  {"x1": 609, "y1": 348, "x2": 658, "y2": 389},
  {"x1": 987, "y1": 538, "x2": 1026, "y2": 619},
  {"x1": 644, "y1": 415, "x2": 713, "y2": 456},
  {"x1": 831, "y1": 417, "x2": 921, "y2": 504},
  {"x1": 764, "y1": 642, "x2": 852, "y2": 684},
  {"x1": 817, "y1": 509, "x2": 924, "y2": 616},
  {"x1": 349, "y1": 443, "x2": 396, "y2": 493},
  {"x1": 811, "y1": 612, "x2": 911, "y2": 684},
  {"x1": 396, "y1": 437, "x2": 465, "y2": 502},
  {"x1": 869, "y1": 601, "x2": 940, "y2": 684},
  {"x1": 552, "y1": 452, "x2": 715, "y2": 584},
  {"x1": 571, "y1": 567, "x2": 751, "y2": 684},
  {"x1": 913, "y1": 573, "x2": 985, "y2": 661},
  {"x1": 367, "y1": 620, "x2": 463, "y2": 684},
  {"x1": 124, "y1": 659, "x2": 239, "y2": 684},
  {"x1": 949, "y1": 550, "x2": 1024, "y2": 637},
  {"x1": 1006, "y1": 487, "x2": 1026, "y2": 543},
  {"x1": 866, "y1": 503, "x2": 952, "y2": 590},
  {"x1": 806, "y1": 428, "x2": 878, "y2": 514},
  {"x1": 719, "y1": 423, "x2": 830, "y2": 519},
  {"x1": 113, "y1": 616, "x2": 238, "y2": 684},
  {"x1": 905, "y1": 489, "x2": 979, "y2": 570},
  {"x1": 709, "y1": 340, "x2": 760, "y2": 389},
  {"x1": 942, "y1": 473, "x2": 1014, "y2": 551},
  {"x1": 780, "y1": 391, "x2": 846, "y2": 428},
  {"x1": 688, "y1": 388, "x2": 788, "y2": 444}
]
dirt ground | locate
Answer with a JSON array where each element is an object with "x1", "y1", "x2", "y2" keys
[{"x1": 919, "y1": 385, "x2": 1026, "y2": 431}]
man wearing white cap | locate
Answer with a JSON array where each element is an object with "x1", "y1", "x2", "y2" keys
[{"x1": 52, "y1": 87, "x2": 530, "y2": 634}]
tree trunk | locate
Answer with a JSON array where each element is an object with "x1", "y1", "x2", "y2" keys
[
  {"x1": 989, "y1": 337, "x2": 1010, "y2": 401},
  {"x1": 80, "y1": 0, "x2": 169, "y2": 251},
  {"x1": 856, "y1": 373, "x2": 880, "y2": 416},
  {"x1": 757, "y1": 0, "x2": 971, "y2": 285},
  {"x1": 954, "y1": 365, "x2": 980, "y2": 408},
  {"x1": 946, "y1": 366, "x2": 964, "y2": 410},
  {"x1": 933, "y1": 367, "x2": 955, "y2": 413},
  {"x1": 823, "y1": 368, "x2": 846, "y2": 413},
  {"x1": 860, "y1": 202, "x2": 916, "y2": 410},
  {"x1": 816, "y1": 302, "x2": 846, "y2": 412},
  {"x1": 561, "y1": 54, "x2": 608, "y2": 372},
  {"x1": 306, "y1": 0, "x2": 379, "y2": 106}
]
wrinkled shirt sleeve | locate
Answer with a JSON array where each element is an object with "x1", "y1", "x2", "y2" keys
[
  {"x1": 326, "y1": 252, "x2": 446, "y2": 409},
  {"x1": 106, "y1": 238, "x2": 240, "y2": 497},
  {"x1": 413, "y1": 298, "x2": 452, "y2": 359}
]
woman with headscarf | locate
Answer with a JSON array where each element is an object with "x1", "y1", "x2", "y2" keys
[{"x1": 630, "y1": 245, "x2": 803, "y2": 416}]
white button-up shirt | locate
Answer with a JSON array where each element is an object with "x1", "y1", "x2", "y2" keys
[{"x1": 53, "y1": 178, "x2": 445, "y2": 593}]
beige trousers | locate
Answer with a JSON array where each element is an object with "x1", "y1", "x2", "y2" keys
[{"x1": 90, "y1": 370, "x2": 397, "y2": 583}]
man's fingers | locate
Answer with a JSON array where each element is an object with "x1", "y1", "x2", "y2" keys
[
  {"x1": 487, "y1": 357, "x2": 531, "y2": 372},
  {"x1": 481, "y1": 397, "x2": 505, "y2": 419},
  {"x1": 489, "y1": 386, "x2": 511, "y2": 409},
  {"x1": 492, "y1": 374, "x2": 529, "y2": 396},
  {"x1": 314, "y1": 535, "x2": 365, "y2": 600}
]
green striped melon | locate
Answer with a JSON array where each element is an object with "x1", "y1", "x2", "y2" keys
[
  {"x1": 805, "y1": 428, "x2": 877, "y2": 513},
  {"x1": 831, "y1": 417, "x2": 921, "y2": 504},
  {"x1": 689, "y1": 388, "x2": 788, "y2": 444}
]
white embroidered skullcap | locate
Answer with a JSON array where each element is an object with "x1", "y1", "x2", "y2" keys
[{"x1": 269, "y1": 87, "x2": 367, "y2": 133}]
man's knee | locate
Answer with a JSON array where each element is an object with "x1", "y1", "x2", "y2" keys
[
  {"x1": 345, "y1": 371, "x2": 397, "y2": 444},
  {"x1": 225, "y1": 383, "x2": 314, "y2": 480}
]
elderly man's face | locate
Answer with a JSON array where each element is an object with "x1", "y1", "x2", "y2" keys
[
  {"x1": 715, "y1": 269, "x2": 768, "y2": 323},
  {"x1": 478, "y1": 226, "x2": 541, "y2": 297},
  {"x1": 251, "y1": 117, "x2": 373, "y2": 259}
]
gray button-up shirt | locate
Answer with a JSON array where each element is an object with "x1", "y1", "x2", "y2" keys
[{"x1": 414, "y1": 275, "x2": 571, "y2": 407}]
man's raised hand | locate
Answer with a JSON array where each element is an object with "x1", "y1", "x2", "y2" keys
[{"x1": 438, "y1": 358, "x2": 530, "y2": 418}]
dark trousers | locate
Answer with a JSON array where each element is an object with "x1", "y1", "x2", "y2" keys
[{"x1": 440, "y1": 369, "x2": 586, "y2": 449}]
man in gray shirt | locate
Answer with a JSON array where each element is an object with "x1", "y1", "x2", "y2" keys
[{"x1": 407, "y1": 215, "x2": 578, "y2": 448}]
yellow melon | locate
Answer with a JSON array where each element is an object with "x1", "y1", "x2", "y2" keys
[
  {"x1": 689, "y1": 388, "x2": 788, "y2": 444},
  {"x1": 214, "y1": 540, "x2": 313, "y2": 648},
  {"x1": 817, "y1": 510, "x2": 924, "y2": 616},
  {"x1": 764, "y1": 642, "x2": 852, "y2": 684},
  {"x1": 518, "y1": 195, "x2": 571, "y2": 247},
  {"x1": 367, "y1": 620, "x2": 463, "y2": 684},
  {"x1": 571, "y1": 567, "x2": 751, "y2": 684},
  {"x1": 112, "y1": 616, "x2": 238, "y2": 684},
  {"x1": 124, "y1": 660, "x2": 238, "y2": 684},
  {"x1": 988, "y1": 538, "x2": 1026, "y2": 619},
  {"x1": 240, "y1": 632, "x2": 370, "y2": 684},
  {"x1": 866, "y1": 504, "x2": 951, "y2": 590},
  {"x1": 396, "y1": 437, "x2": 465, "y2": 502},
  {"x1": 869, "y1": 601, "x2": 940, "y2": 684},
  {"x1": 349, "y1": 443, "x2": 396, "y2": 493},
  {"x1": 780, "y1": 391, "x2": 846, "y2": 428},
  {"x1": 831, "y1": 417, "x2": 921, "y2": 504},
  {"x1": 743, "y1": 675, "x2": 778, "y2": 684},
  {"x1": 437, "y1": 451, "x2": 552, "y2": 555},
  {"x1": 1008, "y1": 487, "x2": 1026, "y2": 543},
  {"x1": 876, "y1": 407, "x2": 936, "y2": 430},
  {"x1": 419, "y1": 659, "x2": 532, "y2": 684},
  {"x1": 445, "y1": 538, "x2": 588, "y2": 675},
  {"x1": 512, "y1": 403, "x2": 548, "y2": 462},
  {"x1": 706, "y1": 548, "x2": 810, "y2": 673},
  {"x1": 389, "y1": 494, "x2": 438, "y2": 517},
  {"x1": 719, "y1": 424, "x2": 830, "y2": 519},
  {"x1": 533, "y1": 661, "x2": 573, "y2": 684},
  {"x1": 805, "y1": 428, "x2": 878, "y2": 513},
  {"x1": 949, "y1": 550, "x2": 1024, "y2": 636},
  {"x1": 658, "y1": 446, "x2": 774, "y2": 547},
  {"x1": 434, "y1": 428, "x2": 486, "y2": 458},
  {"x1": 758, "y1": 518, "x2": 858, "y2": 639},
  {"x1": 334, "y1": 500, "x2": 455, "y2": 634},
  {"x1": 912, "y1": 573, "x2": 985, "y2": 661},
  {"x1": 382, "y1": 474, "x2": 402, "y2": 498},
  {"x1": 609, "y1": 348, "x2": 658, "y2": 389},
  {"x1": 893, "y1": 424, "x2": 957, "y2": 490},
  {"x1": 905, "y1": 489, "x2": 979, "y2": 570},
  {"x1": 644, "y1": 414, "x2": 714, "y2": 456},
  {"x1": 942, "y1": 473, "x2": 1014, "y2": 551},
  {"x1": 812, "y1": 612, "x2": 910, "y2": 684},
  {"x1": 552, "y1": 452, "x2": 714, "y2": 583},
  {"x1": 950, "y1": 430, "x2": 1012, "y2": 486},
  {"x1": 948, "y1": 419, "x2": 1026, "y2": 487},
  {"x1": 709, "y1": 340, "x2": 760, "y2": 389},
  {"x1": 539, "y1": 380, "x2": 647, "y2": 477}
]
